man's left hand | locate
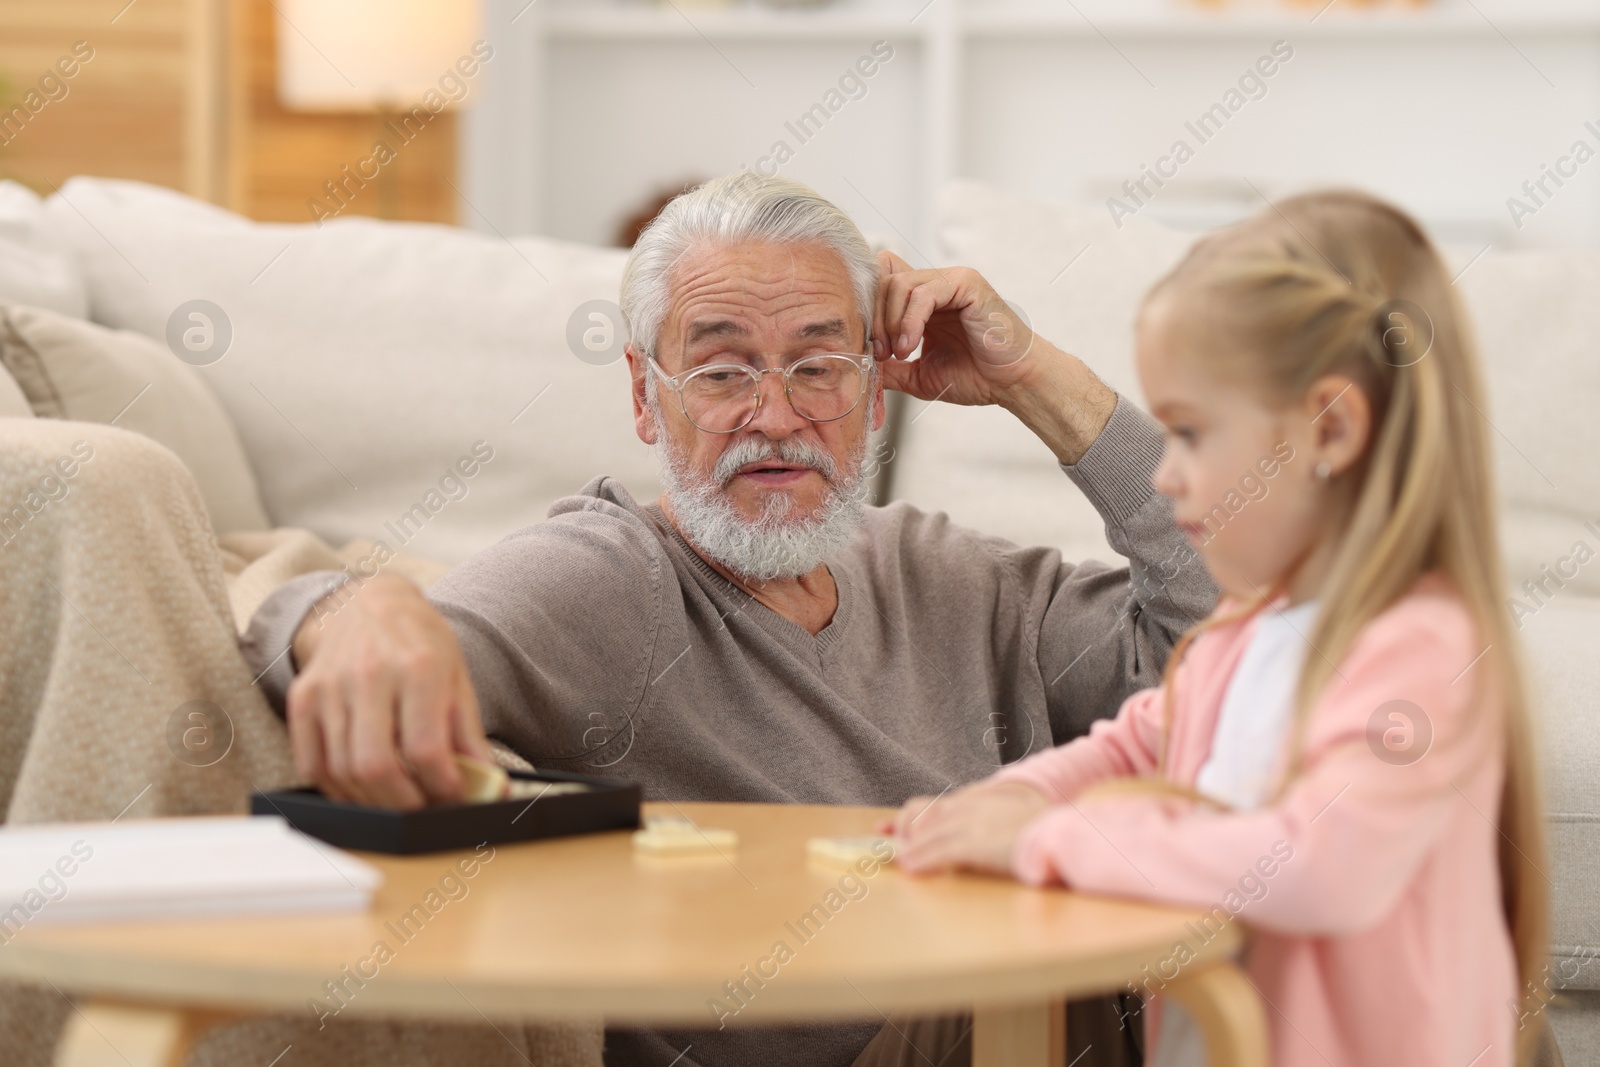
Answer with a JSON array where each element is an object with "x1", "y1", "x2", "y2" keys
[
  {"x1": 871, "y1": 251, "x2": 1118, "y2": 465},
  {"x1": 871, "y1": 251, "x2": 1044, "y2": 408}
]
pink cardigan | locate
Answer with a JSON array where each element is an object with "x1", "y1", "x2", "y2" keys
[{"x1": 993, "y1": 572, "x2": 1518, "y2": 1067}]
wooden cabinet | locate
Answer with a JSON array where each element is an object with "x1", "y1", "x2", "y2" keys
[{"x1": 0, "y1": 0, "x2": 461, "y2": 224}]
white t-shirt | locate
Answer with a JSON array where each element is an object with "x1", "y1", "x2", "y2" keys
[
  {"x1": 1194, "y1": 598, "x2": 1321, "y2": 811},
  {"x1": 1150, "y1": 598, "x2": 1320, "y2": 1067}
]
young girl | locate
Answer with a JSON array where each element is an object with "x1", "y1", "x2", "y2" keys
[{"x1": 888, "y1": 191, "x2": 1549, "y2": 1067}]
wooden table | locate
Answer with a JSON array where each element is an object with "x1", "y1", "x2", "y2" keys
[{"x1": 0, "y1": 802, "x2": 1266, "y2": 1067}]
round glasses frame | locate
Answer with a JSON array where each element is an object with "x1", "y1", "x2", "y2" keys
[{"x1": 646, "y1": 352, "x2": 874, "y2": 434}]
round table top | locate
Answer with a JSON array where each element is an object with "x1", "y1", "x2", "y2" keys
[{"x1": 0, "y1": 802, "x2": 1238, "y2": 1027}]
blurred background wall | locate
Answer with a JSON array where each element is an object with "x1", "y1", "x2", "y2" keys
[
  {"x1": 0, "y1": 0, "x2": 211, "y2": 198},
  {"x1": 3, "y1": 0, "x2": 1597, "y2": 253},
  {"x1": 461, "y1": 0, "x2": 1600, "y2": 255}
]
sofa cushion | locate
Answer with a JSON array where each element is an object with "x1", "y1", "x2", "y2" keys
[
  {"x1": 1519, "y1": 596, "x2": 1600, "y2": 992},
  {"x1": 1455, "y1": 248, "x2": 1600, "y2": 602},
  {"x1": 42, "y1": 178, "x2": 660, "y2": 565},
  {"x1": 0, "y1": 303, "x2": 270, "y2": 536},
  {"x1": 0, "y1": 363, "x2": 31, "y2": 418},
  {"x1": 0, "y1": 181, "x2": 88, "y2": 320}
]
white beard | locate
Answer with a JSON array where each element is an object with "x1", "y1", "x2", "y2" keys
[{"x1": 654, "y1": 420, "x2": 869, "y2": 583}]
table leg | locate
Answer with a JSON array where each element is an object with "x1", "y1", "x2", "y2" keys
[
  {"x1": 1162, "y1": 962, "x2": 1268, "y2": 1067},
  {"x1": 972, "y1": 1000, "x2": 1065, "y2": 1067},
  {"x1": 55, "y1": 1000, "x2": 229, "y2": 1067}
]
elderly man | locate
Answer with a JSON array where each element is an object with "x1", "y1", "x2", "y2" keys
[{"x1": 239, "y1": 172, "x2": 1215, "y2": 1067}]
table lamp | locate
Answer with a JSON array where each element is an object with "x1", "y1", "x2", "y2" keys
[
  {"x1": 275, "y1": 0, "x2": 482, "y2": 218},
  {"x1": 276, "y1": 0, "x2": 481, "y2": 112}
]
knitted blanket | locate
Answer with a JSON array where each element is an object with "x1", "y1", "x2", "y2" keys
[{"x1": 0, "y1": 417, "x2": 601, "y2": 1067}]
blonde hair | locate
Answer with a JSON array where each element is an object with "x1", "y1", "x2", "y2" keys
[{"x1": 1133, "y1": 189, "x2": 1548, "y2": 1061}]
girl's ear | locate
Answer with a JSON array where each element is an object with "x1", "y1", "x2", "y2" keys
[{"x1": 1303, "y1": 373, "x2": 1372, "y2": 478}]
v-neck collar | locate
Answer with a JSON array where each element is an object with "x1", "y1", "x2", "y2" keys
[{"x1": 645, "y1": 502, "x2": 855, "y2": 656}]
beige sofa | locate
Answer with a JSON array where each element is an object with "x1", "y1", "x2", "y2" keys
[{"x1": 4, "y1": 175, "x2": 1597, "y2": 1059}]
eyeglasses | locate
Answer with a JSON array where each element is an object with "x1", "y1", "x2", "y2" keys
[{"x1": 647, "y1": 353, "x2": 873, "y2": 434}]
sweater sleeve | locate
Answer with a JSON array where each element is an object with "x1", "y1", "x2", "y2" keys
[
  {"x1": 1033, "y1": 396, "x2": 1218, "y2": 744},
  {"x1": 424, "y1": 487, "x2": 667, "y2": 771},
  {"x1": 239, "y1": 479, "x2": 668, "y2": 771},
  {"x1": 1009, "y1": 594, "x2": 1500, "y2": 937},
  {"x1": 991, "y1": 683, "x2": 1167, "y2": 801},
  {"x1": 239, "y1": 570, "x2": 353, "y2": 710}
]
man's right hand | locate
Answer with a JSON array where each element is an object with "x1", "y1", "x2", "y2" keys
[{"x1": 285, "y1": 573, "x2": 493, "y2": 809}]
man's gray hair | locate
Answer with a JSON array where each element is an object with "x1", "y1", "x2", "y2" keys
[{"x1": 620, "y1": 172, "x2": 878, "y2": 363}]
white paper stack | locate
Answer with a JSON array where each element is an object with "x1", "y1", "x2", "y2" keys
[{"x1": 0, "y1": 816, "x2": 382, "y2": 926}]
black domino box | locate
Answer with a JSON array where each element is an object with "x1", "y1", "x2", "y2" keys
[{"x1": 250, "y1": 769, "x2": 641, "y2": 855}]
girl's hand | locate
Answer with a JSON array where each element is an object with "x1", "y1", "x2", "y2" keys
[{"x1": 882, "y1": 782, "x2": 1052, "y2": 877}]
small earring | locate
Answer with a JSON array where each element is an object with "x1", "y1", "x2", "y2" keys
[{"x1": 1314, "y1": 461, "x2": 1332, "y2": 482}]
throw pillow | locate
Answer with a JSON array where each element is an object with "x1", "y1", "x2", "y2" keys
[
  {"x1": 41, "y1": 177, "x2": 659, "y2": 565},
  {"x1": 0, "y1": 362, "x2": 31, "y2": 418},
  {"x1": 0, "y1": 181, "x2": 89, "y2": 319},
  {"x1": 0, "y1": 302, "x2": 270, "y2": 536}
]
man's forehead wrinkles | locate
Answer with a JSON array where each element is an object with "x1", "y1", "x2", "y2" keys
[
  {"x1": 672, "y1": 251, "x2": 839, "y2": 294},
  {"x1": 676, "y1": 270, "x2": 833, "y2": 300},
  {"x1": 660, "y1": 243, "x2": 859, "y2": 355},
  {"x1": 668, "y1": 276, "x2": 800, "y2": 327},
  {"x1": 670, "y1": 282, "x2": 851, "y2": 333}
]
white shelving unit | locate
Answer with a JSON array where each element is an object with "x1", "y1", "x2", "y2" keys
[
  {"x1": 540, "y1": 6, "x2": 923, "y2": 40},
  {"x1": 539, "y1": 2, "x2": 1600, "y2": 40},
  {"x1": 464, "y1": 0, "x2": 1600, "y2": 250}
]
